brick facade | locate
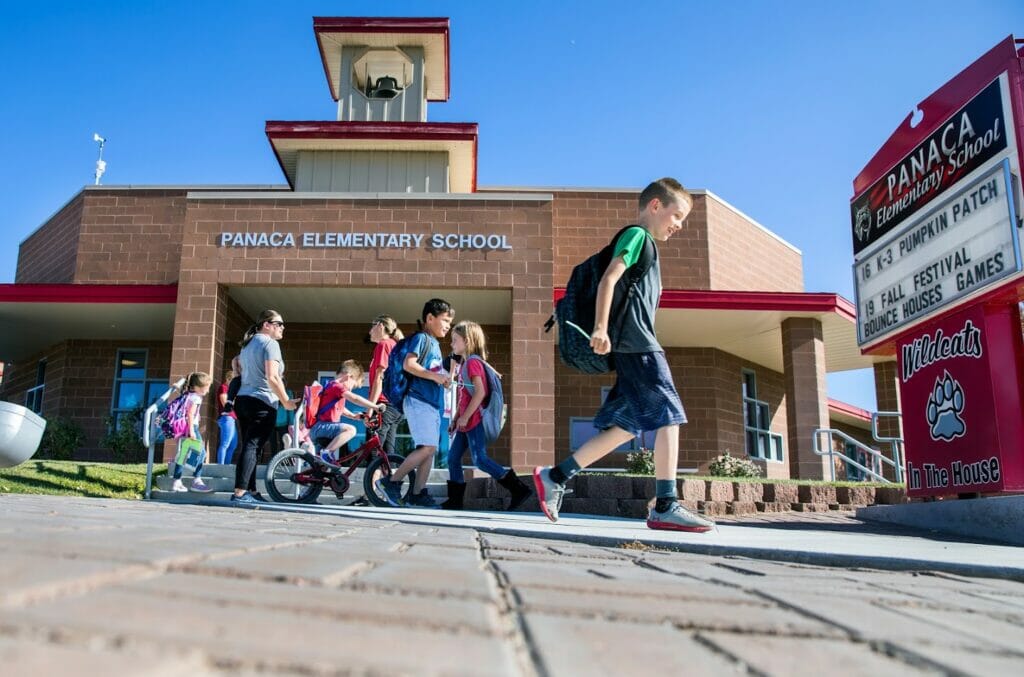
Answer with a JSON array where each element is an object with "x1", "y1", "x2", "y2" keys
[
  {"x1": 166, "y1": 194, "x2": 553, "y2": 468},
  {"x1": 5, "y1": 184, "x2": 870, "y2": 480},
  {"x1": 16, "y1": 195, "x2": 83, "y2": 284}
]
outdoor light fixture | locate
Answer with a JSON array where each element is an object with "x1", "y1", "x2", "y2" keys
[{"x1": 93, "y1": 133, "x2": 106, "y2": 185}]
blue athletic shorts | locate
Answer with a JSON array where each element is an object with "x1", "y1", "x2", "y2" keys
[{"x1": 594, "y1": 351, "x2": 686, "y2": 435}]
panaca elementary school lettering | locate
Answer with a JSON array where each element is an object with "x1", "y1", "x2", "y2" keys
[
  {"x1": 218, "y1": 231, "x2": 512, "y2": 250},
  {"x1": 2, "y1": 16, "x2": 894, "y2": 481}
]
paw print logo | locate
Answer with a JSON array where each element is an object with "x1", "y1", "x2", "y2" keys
[{"x1": 926, "y1": 370, "x2": 966, "y2": 441}]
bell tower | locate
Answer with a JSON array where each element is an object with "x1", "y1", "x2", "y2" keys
[{"x1": 266, "y1": 17, "x2": 477, "y2": 193}]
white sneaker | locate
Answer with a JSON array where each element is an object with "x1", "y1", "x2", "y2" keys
[
  {"x1": 647, "y1": 502, "x2": 715, "y2": 533},
  {"x1": 171, "y1": 479, "x2": 187, "y2": 493}
]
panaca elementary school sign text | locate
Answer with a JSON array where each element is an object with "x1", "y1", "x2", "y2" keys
[{"x1": 218, "y1": 230, "x2": 513, "y2": 250}]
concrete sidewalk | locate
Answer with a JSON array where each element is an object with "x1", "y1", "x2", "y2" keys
[{"x1": 2, "y1": 494, "x2": 1023, "y2": 675}]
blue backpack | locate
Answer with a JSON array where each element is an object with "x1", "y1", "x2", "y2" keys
[
  {"x1": 382, "y1": 333, "x2": 430, "y2": 413},
  {"x1": 545, "y1": 225, "x2": 656, "y2": 373},
  {"x1": 464, "y1": 356, "x2": 506, "y2": 444}
]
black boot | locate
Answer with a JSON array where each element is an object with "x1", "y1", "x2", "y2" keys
[
  {"x1": 498, "y1": 469, "x2": 532, "y2": 511},
  {"x1": 441, "y1": 480, "x2": 466, "y2": 510}
]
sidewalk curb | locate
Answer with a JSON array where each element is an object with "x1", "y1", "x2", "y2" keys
[{"x1": 159, "y1": 497, "x2": 1024, "y2": 583}]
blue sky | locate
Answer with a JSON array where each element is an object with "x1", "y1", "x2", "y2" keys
[{"x1": 1, "y1": 1, "x2": 1021, "y2": 409}]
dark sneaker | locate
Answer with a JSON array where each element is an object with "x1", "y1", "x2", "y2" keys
[
  {"x1": 250, "y1": 491, "x2": 269, "y2": 503},
  {"x1": 408, "y1": 488, "x2": 439, "y2": 509},
  {"x1": 230, "y1": 492, "x2": 259, "y2": 506},
  {"x1": 533, "y1": 466, "x2": 566, "y2": 523},
  {"x1": 374, "y1": 478, "x2": 404, "y2": 507},
  {"x1": 647, "y1": 502, "x2": 715, "y2": 533}
]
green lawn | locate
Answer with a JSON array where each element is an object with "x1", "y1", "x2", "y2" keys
[{"x1": 0, "y1": 461, "x2": 166, "y2": 499}]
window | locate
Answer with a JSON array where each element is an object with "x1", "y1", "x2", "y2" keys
[
  {"x1": 111, "y1": 350, "x2": 168, "y2": 428},
  {"x1": 742, "y1": 369, "x2": 783, "y2": 462},
  {"x1": 568, "y1": 387, "x2": 655, "y2": 452},
  {"x1": 25, "y1": 360, "x2": 46, "y2": 415}
]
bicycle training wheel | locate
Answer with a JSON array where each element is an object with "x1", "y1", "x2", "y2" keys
[
  {"x1": 363, "y1": 454, "x2": 416, "y2": 507},
  {"x1": 265, "y1": 449, "x2": 323, "y2": 504}
]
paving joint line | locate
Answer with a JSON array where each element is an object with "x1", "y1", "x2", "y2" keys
[{"x1": 475, "y1": 533, "x2": 543, "y2": 677}]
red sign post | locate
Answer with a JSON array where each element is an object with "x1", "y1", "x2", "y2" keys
[{"x1": 851, "y1": 37, "x2": 1024, "y2": 498}]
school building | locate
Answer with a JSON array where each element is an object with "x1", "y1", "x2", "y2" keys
[{"x1": 0, "y1": 16, "x2": 895, "y2": 479}]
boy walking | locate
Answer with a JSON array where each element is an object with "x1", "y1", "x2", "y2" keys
[
  {"x1": 377, "y1": 298, "x2": 454, "y2": 508},
  {"x1": 535, "y1": 178, "x2": 714, "y2": 532}
]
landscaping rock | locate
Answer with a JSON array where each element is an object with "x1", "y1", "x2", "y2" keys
[
  {"x1": 585, "y1": 475, "x2": 633, "y2": 499},
  {"x1": 733, "y1": 482, "x2": 764, "y2": 503},
  {"x1": 836, "y1": 486, "x2": 876, "y2": 506},
  {"x1": 698, "y1": 500, "x2": 730, "y2": 516},
  {"x1": 631, "y1": 476, "x2": 656, "y2": 499},
  {"x1": 617, "y1": 499, "x2": 650, "y2": 519},
  {"x1": 763, "y1": 483, "x2": 799, "y2": 503},
  {"x1": 798, "y1": 485, "x2": 837, "y2": 504},
  {"x1": 874, "y1": 487, "x2": 908, "y2": 504},
  {"x1": 706, "y1": 481, "x2": 734, "y2": 502},
  {"x1": 727, "y1": 501, "x2": 758, "y2": 515},
  {"x1": 792, "y1": 502, "x2": 830, "y2": 512},
  {"x1": 755, "y1": 501, "x2": 791, "y2": 513},
  {"x1": 679, "y1": 479, "x2": 706, "y2": 502}
]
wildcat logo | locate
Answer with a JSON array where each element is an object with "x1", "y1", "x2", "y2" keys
[
  {"x1": 926, "y1": 370, "x2": 966, "y2": 441},
  {"x1": 854, "y1": 205, "x2": 872, "y2": 242}
]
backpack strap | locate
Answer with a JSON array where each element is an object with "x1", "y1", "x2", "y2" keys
[{"x1": 611, "y1": 225, "x2": 656, "y2": 286}]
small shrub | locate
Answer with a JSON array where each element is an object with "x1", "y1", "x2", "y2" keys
[
  {"x1": 38, "y1": 417, "x2": 85, "y2": 461},
  {"x1": 708, "y1": 451, "x2": 762, "y2": 478},
  {"x1": 101, "y1": 405, "x2": 147, "y2": 463},
  {"x1": 625, "y1": 448, "x2": 655, "y2": 475}
]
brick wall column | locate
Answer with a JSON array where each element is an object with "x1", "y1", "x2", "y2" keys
[
  {"x1": 163, "y1": 276, "x2": 227, "y2": 462},
  {"x1": 781, "y1": 317, "x2": 830, "y2": 480},
  {"x1": 509, "y1": 286, "x2": 555, "y2": 472},
  {"x1": 873, "y1": 360, "x2": 903, "y2": 480}
]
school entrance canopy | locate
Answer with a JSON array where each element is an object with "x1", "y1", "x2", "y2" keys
[{"x1": 0, "y1": 284, "x2": 877, "y2": 373}]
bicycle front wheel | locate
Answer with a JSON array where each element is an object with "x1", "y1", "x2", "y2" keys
[
  {"x1": 265, "y1": 449, "x2": 323, "y2": 504},
  {"x1": 363, "y1": 454, "x2": 416, "y2": 507}
]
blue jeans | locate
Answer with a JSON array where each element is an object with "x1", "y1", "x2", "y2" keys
[
  {"x1": 216, "y1": 414, "x2": 238, "y2": 464},
  {"x1": 447, "y1": 424, "x2": 506, "y2": 483},
  {"x1": 173, "y1": 434, "x2": 204, "y2": 479}
]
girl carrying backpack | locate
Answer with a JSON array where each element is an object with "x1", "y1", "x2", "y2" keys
[{"x1": 442, "y1": 321, "x2": 530, "y2": 511}]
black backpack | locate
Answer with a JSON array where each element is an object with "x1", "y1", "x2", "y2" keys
[{"x1": 545, "y1": 225, "x2": 656, "y2": 374}]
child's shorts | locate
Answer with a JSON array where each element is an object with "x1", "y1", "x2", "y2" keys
[
  {"x1": 594, "y1": 351, "x2": 686, "y2": 435},
  {"x1": 309, "y1": 421, "x2": 352, "y2": 445},
  {"x1": 403, "y1": 395, "x2": 441, "y2": 448}
]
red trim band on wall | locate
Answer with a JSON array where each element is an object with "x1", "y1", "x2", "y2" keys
[
  {"x1": 0, "y1": 284, "x2": 178, "y2": 304},
  {"x1": 552, "y1": 288, "x2": 857, "y2": 322}
]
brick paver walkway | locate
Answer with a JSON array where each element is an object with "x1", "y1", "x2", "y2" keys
[{"x1": 2, "y1": 495, "x2": 1022, "y2": 675}]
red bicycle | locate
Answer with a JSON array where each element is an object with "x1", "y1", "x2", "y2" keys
[{"x1": 263, "y1": 409, "x2": 415, "y2": 506}]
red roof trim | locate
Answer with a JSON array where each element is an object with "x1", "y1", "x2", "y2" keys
[
  {"x1": 828, "y1": 397, "x2": 872, "y2": 422},
  {"x1": 266, "y1": 121, "x2": 477, "y2": 139},
  {"x1": 552, "y1": 288, "x2": 857, "y2": 321},
  {"x1": 312, "y1": 17, "x2": 451, "y2": 102},
  {"x1": 0, "y1": 284, "x2": 178, "y2": 304}
]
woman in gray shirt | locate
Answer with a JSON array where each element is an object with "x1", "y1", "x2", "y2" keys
[{"x1": 232, "y1": 309, "x2": 296, "y2": 504}]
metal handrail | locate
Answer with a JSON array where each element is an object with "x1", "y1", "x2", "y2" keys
[
  {"x1": 871, "y1": 410, "x2": 904, "y2": 483},
  {"x1": 812, "y1": 427, "x2": 895, "y2": 483},
  {"x1": 142, "y1": 378, "x2": 186, "y2": 499}
]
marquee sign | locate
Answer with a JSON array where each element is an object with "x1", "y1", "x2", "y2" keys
[{"x1": 854, "y1": 160, "x2": 1021, "y2": 345}]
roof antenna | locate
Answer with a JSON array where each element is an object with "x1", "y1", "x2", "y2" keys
[{"x1": 93, "y1": 133, "x2": 107, "y2": 185}]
